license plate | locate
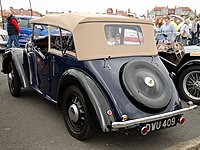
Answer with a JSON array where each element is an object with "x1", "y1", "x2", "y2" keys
[{"x1": 144, "y1": 117, "x2": 177, "y2": 133}]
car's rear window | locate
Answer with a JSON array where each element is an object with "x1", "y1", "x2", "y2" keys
[{"x1": 105, "y1": 25, "x2": 144, "y2": 46}]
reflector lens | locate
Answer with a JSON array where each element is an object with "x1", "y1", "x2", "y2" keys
[
  {"x1": 107, "y1": 110, "x2": 112, "y2": 116},
  {"x1": 122, "y1": 115, "x2": 128, "y2": 121},
  {"x1": 187, "y1": 101, "x2": 193, "y2": 107},
  {"x1": 179, "y1": 117, "x2": 185, "y2": 125},
  {"x1": 141, "y1": 126, "x2": 148, "y2": 136}
]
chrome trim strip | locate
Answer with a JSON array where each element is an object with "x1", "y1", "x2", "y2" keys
[
  {"x1": 27, "y1": 52, "x2": 33, "y2": 85},
  {"x1": 112, "y1": 105, "x2": 197, "y2": 129}
]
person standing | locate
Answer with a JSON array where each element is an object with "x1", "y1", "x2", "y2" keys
[
  {"x1": 6, "y1": 12, "x2": 20, "y2": 49},
  {"x1": 197, "y1": 20, "x2": 200, "y2": 44},
  {"x1": 154, "y1": 16, "x2": 164, "y2": 44},
  {"x1": 170, "y1": 18, "x2": 178, "y2": 32},
  {"x1": 162, "y1": 16, "x2": 176, "y2": 43},
  {"x1": 191, "y1": 16, "x2": 199, "y2": 45},
  {"x1": 179, "y1": 20, "x2": 190, "y2": 46}
]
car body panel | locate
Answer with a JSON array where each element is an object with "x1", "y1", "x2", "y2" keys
[
  {"x1": 3, "y1": 48, "x2": 29, "y2": 87},
  {"x1": 59, "y1": 69, "x2": 116, "y2": 131},
  {"x1": 2, "y1": 46, "x2": 182, "y2": 128}
]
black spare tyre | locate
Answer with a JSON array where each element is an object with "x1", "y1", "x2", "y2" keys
[{"x1": 121, "y1": 60, "x2": 172, "y2": 111}]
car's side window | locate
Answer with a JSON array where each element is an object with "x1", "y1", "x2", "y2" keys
[
  {"x1": 17, "y1": 18, "x2": 31, "y2": 28},
  {"x1": 50, "y1": 26, "x2": 61, "y2": 51},
  {"x1": 33, "y1": 24, "x2": 49, "y2": 54},
  {"x1": 35, "y1": 25, "x2": 44, "y2": 30},
  {"x1": 49, "y1": 26, "x2": 75, "y2": 55},
  {"x1": 105, "y1": 25, "x2": 144, "y2": 46}
]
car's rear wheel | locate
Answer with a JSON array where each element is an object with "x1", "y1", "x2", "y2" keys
[
  {"x1": 62, "y1": 86, "x2": 96, "y2": 140},
  {"x1": 178, "y1": 65, "x2": 200, "y2": 104},
  {"x1": 7, "y1": 62, "x2": 21, "y2": 97}
]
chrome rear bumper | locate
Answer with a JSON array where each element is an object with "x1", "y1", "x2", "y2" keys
[{"x1": 112, "y1": 105, "x2": 197, "y2": 129}]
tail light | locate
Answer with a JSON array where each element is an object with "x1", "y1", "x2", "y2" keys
[
  {"x1": 141, "y1": 126, "x2": 148, "y2": 135},
  {"x1": 179, "y1": 117, "x2": 185, "y2": 125}
]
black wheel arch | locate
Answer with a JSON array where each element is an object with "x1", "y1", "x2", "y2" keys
[
  {"x1": 57, "y1": 69, "x2": 116, "y2": 132},
  {"x1": 176, "y1": 57, "x2": 200, "y2": 78},
  {"x1": 2, "y1": 52, "x2": 12, "y2": 74},
  {"x1": 2, "y1": 51, "x2": 24, "y2": 87},
  {"x1": 57, "y1": 75, "x2": 82, "y2": 106}
]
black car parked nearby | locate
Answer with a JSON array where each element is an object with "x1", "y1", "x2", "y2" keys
[{"x1": 157, "y1": 40, "x2": 200, "y2": 104}]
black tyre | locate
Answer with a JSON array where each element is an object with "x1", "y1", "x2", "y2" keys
[
  {"x1": 121, "y1": 60, "x2": 172, "y2": 111},
  {"x1": 178, "y1": 65, "x2": 200, "y2": 104},
  {"x1": 7, "y1": 62, "x2": 21, "y2": 97},
  {"x1": 62, "y1": 86, "x2": 96, "y2": 140}
]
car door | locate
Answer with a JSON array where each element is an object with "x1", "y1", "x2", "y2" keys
[
  {"x1": 45, "y1": 27, "x2": 76, "y2": 100},
  {"x1": 29, "y1": 25, "x2": 76, "y2": 100},
  {"x1": 35, "y1": 51, "x2": 51, "y2": 95},
  {"x1": 28, "y1": 24, "x2": 51, "y2": 96}
]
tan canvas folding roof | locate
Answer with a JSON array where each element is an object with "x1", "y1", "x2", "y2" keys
[
  {"x1": 30, "y1": 13, "x2": 157, "y2": 60},
  {"x1": 30, "y1": 13, "x2": 153, "y2": 33}
]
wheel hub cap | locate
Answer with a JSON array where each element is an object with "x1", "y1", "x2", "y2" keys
[
  {"x1": 195, "y1": 81, "x2": 200, "y2": 89},
  {"x1": 8, "y1": 73, "x2": 13, "y2": 82},
  {"x1": 68, "y1": 104, "x2": 79, "y2": 122},
  {"x1": 144, "y1": 77, "x2": 155, "y2": 87}
]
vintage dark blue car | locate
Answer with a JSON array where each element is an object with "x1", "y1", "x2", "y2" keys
[{"x1": 2, "y1": 13, "x2": 197, "y2": 140}]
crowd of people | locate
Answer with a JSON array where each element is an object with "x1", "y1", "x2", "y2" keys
[{"x1": 154, "y1": 15, "x2": 200, "y2": 46}]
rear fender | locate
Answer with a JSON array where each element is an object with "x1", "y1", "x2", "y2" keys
[
  {"x1": 59, "y1": 69, "x2": 116, "y2": 132},
  {"x1": 2, "y1": 51, "x2": 12, "y2": 73},
  {"x1": 177, "y1": 58, "x2": 200, "y2": 74},
  {"x1": 2, "y1": 48, "x2": 29, "y2": 87}
]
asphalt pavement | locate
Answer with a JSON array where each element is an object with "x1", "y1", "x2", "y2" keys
[{"x1": 0, "y1": 53, "x2": 200, "y2": 150}]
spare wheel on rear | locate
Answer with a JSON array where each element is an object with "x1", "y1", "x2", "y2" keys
[{"x1": 121, "y1": 60, "x2": 172, "y2": 111}]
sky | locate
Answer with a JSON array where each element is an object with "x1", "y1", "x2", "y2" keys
[{"x1": 1, "y1": 0, "x2": 200, "y2": 15}]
